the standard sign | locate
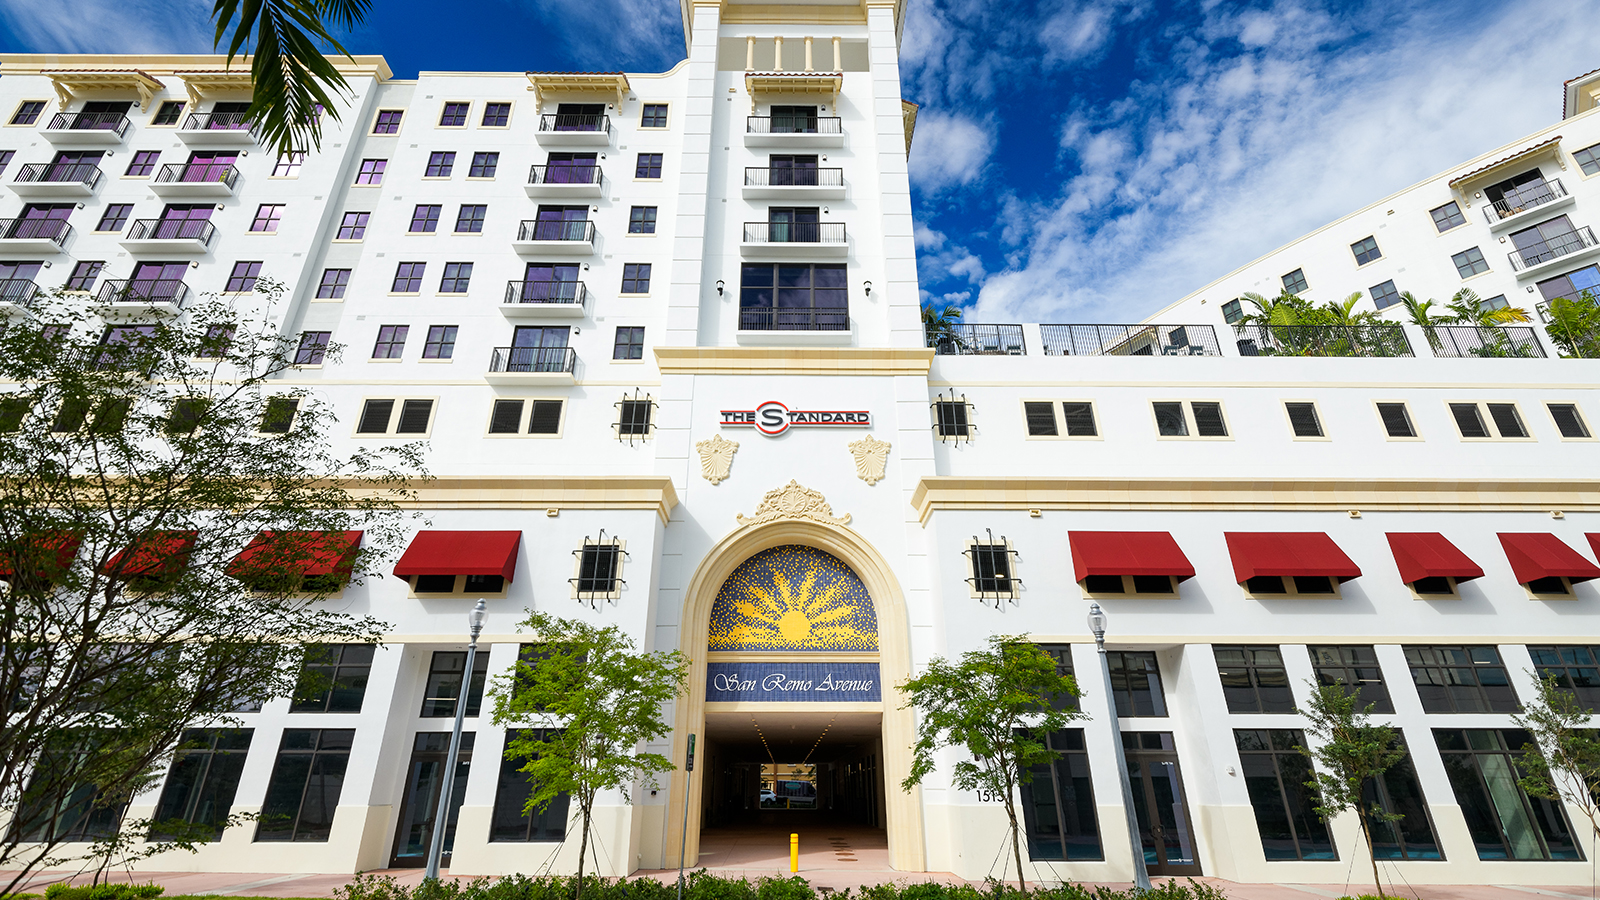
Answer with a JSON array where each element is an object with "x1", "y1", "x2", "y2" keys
[
  {"x1": 706, "y1": 662, "x2": 881, "y2": 702},
  {"x1": 721, "y1": 400, "x2": 871, "y2": 437}
]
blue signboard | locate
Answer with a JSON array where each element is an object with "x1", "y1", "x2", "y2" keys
[{"x1": 705, "y1": 662, "x2": 881, "y2": 702}]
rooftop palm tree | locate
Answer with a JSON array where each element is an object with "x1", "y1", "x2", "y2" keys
[
  {"x1": 922, "y1": 302, "x2": 966, "y2": 352},
  {"x1": 1441, "y1": 287, "x2": 1531, "y2": 326}
]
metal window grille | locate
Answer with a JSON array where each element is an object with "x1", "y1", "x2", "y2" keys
[
  {"x1": 1376, "y1": 402, "x2": 1415, "y2": 437},
  {"x1": 572, "y1": 530, "x2": 628, "y2": 607},
  {"x1": 931, "y1": 390, "x2": 972, "y2": 442},
  {"x1": 1285, "y1": 402, "x2": 1322, "y2": 437},
  {"x1": 965, "y1": 529, "x2": 1020, "y2": 607},
  {"x1": 614, "y1": 389, "x2": 656, "y2": 444}
]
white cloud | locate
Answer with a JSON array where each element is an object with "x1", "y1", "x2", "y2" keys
[
  {"x1": 515, "y1": 0, "x2": 683, "y2": 71},
  {"x1": 908, "y1": 111, "x2": 991, "y2": 193},
  {"x1": 0, "y1": 0, "x2": 212, "y2": 53}
]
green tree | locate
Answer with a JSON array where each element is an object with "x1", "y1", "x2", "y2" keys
[
  {"x1": 0, "y1": 281, "x2": 421, "y2": 893},
  {"x1": 1297, "y1": 682, "x2": 1406, "y2": 899},
  {"x1": 1440, "y1": 287, "x2": 1530, "y2": 326},
  {"x1": 1514, "y1": 674, "x2": 1600, "y2": 843},
  {"x1": 489, "y1": 613, "x2": 688, "y2": 900},
  {"x1": 921, "y1": 302, "x2": 966, "y2": 351},
  {"x1": 1542, "y1": 292, "x2": 1600, "y2": 358},
  {"x1": 898, "y1": 636, "x2": 1084, "y2": 894}
]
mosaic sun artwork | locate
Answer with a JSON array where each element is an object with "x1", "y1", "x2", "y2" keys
[{"x1": 708, "y1": 545, "x2": 878, "y2": 652}]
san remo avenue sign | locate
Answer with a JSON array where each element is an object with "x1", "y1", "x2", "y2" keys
[{"x1": 720, "y1": 400, "x2": 871, "y2": 437}]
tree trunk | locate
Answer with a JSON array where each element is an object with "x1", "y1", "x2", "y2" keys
[
  {"x1": 1001, "y1": 773, "x2": 1026, "y2": 895},
  {"x1": 1357, "y1": 813, "x2": 1384, "y2": 899},
  {"x1": 576, "y1": 797, "x2": 592, "y2": 900}
]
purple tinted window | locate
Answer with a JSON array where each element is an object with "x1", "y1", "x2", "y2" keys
[
  {"x1": 338, "y1": 212, "x2": 369, "y2": 240},
  {"x1": 126, "y1": 151, "x2": 160, "y2": 177},
  {"x1": 410, "y1": 205, "x2": 441, "y2": 233},
  {"x1": 11, "y1": 101, "x2": 44, "y2": 126},
  {"x1": 250, "y1": 204, "x2": 283, "y2": 232},
  {"x1": 97, "y1": 204, "x2": 134, "y2": 232},
  {"x1": 295, "y1": 331, "x2": 330, "y2": 365},
  {"x1": 392, "y1": 262, "x2": 426, "y2": 293},
  {"x1": 635, "y1": 153, "x2": 663, "y2": 178},
  {"x1": 620, "y1": 263, "x2": 651, "y2": 293},
  {"x1": 355, "y1": 158, "x2": 386, "y2": 185},
  {"x1": 372, "y1": 325, "x2": 408, "y2": 359},
  {"x1": 454, "y1": 205, "x2": 486, "y2": 233},
  {"x1": 373, "y1": 110, "x2": 403, "y2": 134},
  {"x1": 439, "y1": 262, "x2": 472, "y2": 293},
  {"x1": 317, "y1": 269, "x2": 350, "y2": 299},
  {"x1": 0, "y1": 151, "x2": 13, "y2": 177},
  {"x1": 425, "y1": 152, "x2": 455, "y2": 177},
  {"x1": 422, "y1": 325, "x2": 457, "y2": 359},
  {"x1": 439, "y1": 103, "x2": 469, "y2": 126},
  {"x1": 481, "y1": 103, "x2": 510, "y2": 127},
  {"x1": 469, "y1": 152, "x2": 498, "y2": 178},
  {"x1": 66, "y1": 261, "x2": 104, "y2": 291},
  {"x1": 227, "y1": 261, "x2": 263, "y2": 292}
]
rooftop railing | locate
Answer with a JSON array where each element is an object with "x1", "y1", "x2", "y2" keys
[
  {"x1": 1423, "y1": 325, "x2": 1546, "y2": 358},
  {"x1": 1509, "y1": 226, "x2": 1597, "y2": 271},
  {"x1": 742, "y1": 222, "x2": 846, "y2": 244},
  {"x1": 528, "y1": 164, "x2": 603, "y2": 187},
  {"x1": 154, "y1": 162, "x2": 240, "y2": 189},
  {"x1": 1233, "y1": 323, "x2": 1413, "y2": 358},
  {"x1": 1485, "y1": 178, "x2": 1567, "y2": 224},
  {"x1": 44, "y1": 111, "x2": 131, "y2": 137},
  {"x1": 504, "y1": 280, "x2": 587, "y2": 306},
  {"x1": 738, "y1": 306, "x2": 849, "y2": 331},
  {"x1": 181, "y1": 112, "x2": 251, "y2": 131},
  {"x1": 488, "y1": 346, "x2": 577, "y2": 374},
  {"x1": 926, "y1": 324, "x2": 1026, "y2": 356},
  {"x1": 126, "y1": 218, "x2": 217, "y2": 246},
  {"x1": 744, "y1": 167, "x2": 844, "y2": 187},
  {"x1": 1040, "y1": 324, "x2": 1221, "y2": 357},
  {"x1": 516, "y1": 219, "x2": 596, "y2": 243},
  {"x1": 0, "y1": 218, "x2": 73, "y2": 246},
  {"x1": 537, "y1": 114, "x2": 610, "y2": 134},
  {"x1": 746, "y1": 116, "x2": 842, "y2": 135},
  {"x1": 14, "y1": 162, "x2": 103, "y2": 189},
  {"x1": 0, "y1": 278, "x2": 40, "y2": 308},
  {"x1": 94, "y1": 279, "x2": 192, "y2": 309}
]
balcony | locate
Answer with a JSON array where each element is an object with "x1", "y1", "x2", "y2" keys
[
  {"x1": 0, "y1": 218, "x2": 73, "y2": 253},
  {"x1": 1423, "y1": 325, "x2": 1546, "y2": 358},
  {"x1": 120, "y1": 219, "x2": 216, "y2": 253},
  {"x1": 743, "y1": 167, "x2": 845, "y2": 200},
  {"x1": 744, "y1": 116, "x2": 844, "y2": 148},
  {"x1": 534, "y1": 114, "x2": 611, "y2": 146},
  {"x1": 926, "y1": 324, "x2": 1026, "y2": 356},
  {"x1": 93, "y1": 279, "x2": 191, "y2": 317},
  {"x1": 525, "y1": 164, "x2": 604, "y2": 198},
  {"x1": 150, "y1": 163, "x2": 240, "y2": 198},
  {"x1": 502, "y1": 280, "x2": 587, "y2": 318},
  {"x1": 485, "y1": 346, "x2": 577, "y2": 385},
  {"x1": 1039, "y1": 324, "x2": 1222, "y2": 357},
  {"x1": 512, "y1": 220, "x2": 596, "y2": 255},
  {"x1": 736, "y1": 306, "x2": 851, "y2": 345},
  {"x1": 740, "y1": 222, "x2": 847, "y2": 258},
  {"x1": 0, "y1": 278, "x2": 40, "y2": 316},
  {"x1": 42, "y1": 112, "x2": 130, "y2": 144},
  {"x1": 1508, "y1": 225, "x2": 1600, "y2": 277},
  {"x1": 1233, "y1": 324, "x2": 1413, "y2": 358},
  {"x1": 10, "y1": 162, "x2": 103, "y2": 197},
  {"x1": 177, "y1": 112, "x2": 255, "y2": 144},
  {"x1": 1484, "y1": 178, "x2": 1572, "y2": 231}
]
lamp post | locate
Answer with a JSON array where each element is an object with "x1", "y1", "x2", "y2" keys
[
  {"x1": 1088, "y1": 602, "x2": 1152, "y2": 891},
  {"x1": 424, "y1": 598, "x2": 489, "y2": 882}
]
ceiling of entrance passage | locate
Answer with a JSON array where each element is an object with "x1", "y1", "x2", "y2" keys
[{"x1": 705, "y1": 711, "x2": 882, "y2": 763}]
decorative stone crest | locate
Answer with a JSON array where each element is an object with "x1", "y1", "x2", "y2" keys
[
  {"x1": 736, "y1": 480, "x2": 851, "y2": 528},
  {"x1": 695, "y1": 434, "x2": 739, "y2": 486},
  {"x1": 847, "y1": 434, "x2": 892, "y2": 486}
]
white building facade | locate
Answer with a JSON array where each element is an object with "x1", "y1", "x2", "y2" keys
[{"x1": 2, "y1": 0, "x2": 1600, "y2": 889}]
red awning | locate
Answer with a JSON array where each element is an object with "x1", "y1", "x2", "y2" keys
[
  {"x1": 1498, "y1": 533, "x2": 1600, "y2": 585},
  {"x1": 0, "y1": 531, "x2": 83, "y2": 578},
  {"x1": 1386, "y1": 533, "x2": 1484, "y2": 584},
  {"x1": 102, "y1": 531, "x2": 197, "y2": 580},
  {"x1": 229, "y1": 531, "x2": 363, "y2": 579},
  {"x1": 393, "y1": 531, "x2": 521, "y2": 582},
  {"x1": 1224, "y1": 532, "x2": 1362, "y2": 583},
  {"x1": 1069, "y1": 532, "x2": 1195, "y2": 583}
]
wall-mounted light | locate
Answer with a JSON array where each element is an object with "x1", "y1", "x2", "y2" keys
[
  {"x1": 716, "y1": 280, "x2": 725, "y2": 296},
  {"x1": 600, "y1": 153, "x2": 607, "y2": 159},
  {"x1": 41, "y1": 260, "x2": 51, "y2": 268},
  {"x1": 822, "y1": 206, "x2": 829, "y2": 214},
  {"x1": 574, "y1": 327, "x2": 581, "y2": 334},
  {"x1": 583, "y1": 263, "x2": 590, "y2": 270},
  {"x1": 190, "y1": 261, "x2": 200, "y2": 268},
  {"x1": 240, "y1": 150, "x2": 248, "y2": 157},
  {"x1": 863, "y1": 281, "x2": 872, "y2": 296},
  {"x1": 216, "y1": 204, "x2": 225, "y2": 211},
  {"x1": 591, "y1": 206, "x2": 599, "y2": 212},
  {"x1": 75, "y1": 202, "x2": 85, "y2": 209}
]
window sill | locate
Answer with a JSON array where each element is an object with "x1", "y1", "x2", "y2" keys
[
  {"x1": 119, "y1": 175, "x2": 152, "y2": 180},
  {"x1": 369, "y1": 358, "x2": 403, "y2": 363},
  {"x1": 1457, "y1": 270, "x2": 1493, "y2": 284},
  {"x1": 626, "y1": 231, "x2": 658, "y2": 237},
  {"x1": 435, "y1": 292, "x2": 471, "y2": 297},
  {"x1": 419, "y1": 358, "x2": 454, "y2": 363},
  {"x1": 350, "y1": 183, "x2": 382, "y2": 188},
  {"x1": 1354, "y1": 257, "x2": 1384, "y2": 270},
  {"x1": 611, "y1": 358, "x2": 646, "y2": 364},
  {"x1": 310, "y1": 297, "x2": 344, "y2": 303},
  {"x1": 617, "y1": 292, "x2": 651, "y2": 298},
  {"x1": 421, "y1": 176, "x2": 453, "y2": 181},
  {"x1": 244, "y1": 231, "x2": 279, "y2": 236},
  {"x1": 388, "y1": 292, "x2": 421, "y2": 297},
  {"x1": 332, "y1": 239, "x2": 364, "y2": 243},
  {"x1": 466, "y1": 176, "x2": 497, "y2": 182}
]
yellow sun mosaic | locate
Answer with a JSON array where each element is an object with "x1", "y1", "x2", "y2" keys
[{"x1": 707, "y1": 545, "x2": 878, "y2": 652}]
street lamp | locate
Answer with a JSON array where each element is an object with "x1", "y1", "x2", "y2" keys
[
  {"x1": 1088, "y1": 602, "x2": 1152, "y2": 891},
  {"x1": 424, "y1": 598, "x2": 489, "y2": 882}
]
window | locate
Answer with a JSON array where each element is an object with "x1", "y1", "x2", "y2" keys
[
  {"x1": 0, "y1": 150, "x2": 12, "y2": 177},
  {"x1": 572, "y1": 538, "x2": 625, "y2": 600},
  {"x1": 316, "y1": 269, "x2": 350, "y2": 299},
  {"x1": 439, "y1": 262, "x2": 473, "y2": 293},
  {"x1": 151, "y1": 100, "x2": 186, "y2": 126},
  {"x1": 354, "y1": 158, "x2": 386, "y2": 185},
  {"x1": 250, "y1": 204, "x2": 283, "y2": 233},
  {"x1": 613, "y1": 326, "x2": 644, "y2": 360},
  {"x1": 491, "y1": 729, "x2": 571, "y2": 841},
  {"x1": 1375, "y1": 402, "x2": 1417, "y2": 438},
  {"x1": 1079, "y1": 572, "x2": 1176, "y2": 597},
  {"x1": 1221, "y1": 298, "x2": 1243, "y2": 324},
  {"x1": 294, "y1": 332, "x2": 330, "y2": 366},
  {"x1": 1281, "y1": 269, "x2": 1308, "y2": 295},
  {"x1": 268, "y1": 152, "x2": 304, "y2": 178},
  {"x1": 1309, "y1": 645, "x2": 1393, "y2": 713},
  {"x1": 1577, "y1": 143, "x2": 1600, "y2": 177},
  {"x1": 151, "y1": 729, "x2": 253, "y2": 840},
  {"x1": 1024, "y1": 402, "x2": 1057, "y2": 436},
  {"x1": 289, "y1": 645, "x2": 373, "y2": 712},
  {"x1": 1528, "y1": 646, "x2": 1600, "y2": 711},
  {"x1": 1435, "y1": 729, "x2": 1581, "y2": 860},
  {"x1": 1479, "y1": 294, "x2": 1509, "y2": 312},
  {"x1": 1405, "y1": 645, "x2": 1518, "y2": 713},
  {"x1": 409, "y1": 204, "x2": 441, "y2": 233},
  {"x1": 1453, "y1": 247, "x2": 1489, "y2": 278},
  {"x1": 1369, "y1": 280, "x2": 1401, "y2": 310},
  {"x1": 1353, "y1": 740, "x2": 1444, "y2": 860},
  {"x1": 438, "y1": 102, "x2": 469, "y2": 127},
  {"x1": 468, "y1": 152, "x2": 499, "y2": 178},
  {"x1": 65, "y1": 261, "x2": 103, "y2": 292},
  {"x1": 455, "y1": 204, "x2": 487, "y2": 233},
  {"x1": 965, "y1": 539, "x2": 1017, "y2": 600},
  {"x1": 620, "y1": 263, "x2": 651, "y2": 294},
  {"x1": 259, "y1": 397, "x2": 299, "y2": 434},
  {"x1": 1243, "y1": 572, "x2": 1338, "y2": 598},
  {"x1": 1430, "y1": 201, "x2": 1466, "y2": 231},
  {"x1": 635, "y1": 152, "x2": 663, "y2": 178},
  {"x1": 1214, "y1": 646, "x2": 1294, "y2": 713},
  {"x1": 1449, "y1": 401, "x2": 1529, "y2": 439},
  {"x1": 481, "y1": 102, "x2": 511, "y2": 127},
  {"x1": 372, "y1": 325, "x2": 408, "y2": 359},
  {"x1": 14, "y1": 732, "x2": 128, "y2": 842},
  {"x1": 355, "y1": 398, "x2": 435, "y2": 436},
  {"x1": 1548, "y1": 403, "x2": 1592, "y2": 438},
  {"x1": 411, "y1": 571, "x2": 504, "y2": 594},
  {"x1": 933, "y1": 399, "x2": 970, "y2": 438},
  {"x1": 640, "y1": 104, "x2": 668, "y2": 128},
  {"x1": 425, "y1": 151, "x2": 455, "y2": 177},
  {"x1": 1234, "y1": 729, "x2": 1336, "y2": 860},
  {"x1": 372, "y1": 110, "x2": 404, "y2": 134},
  {"x1": 125, "y1": 150, "x2": 159, "y2": 177},
  {"x1": 1019, "y1": 728, "x2": 1101, "y2": 861},
  {"x1": 11, "y1": 101, "x2": 45, "y2": 125},
  {"x1": 97, "y1": 204, "x2": 133, "y2": 232},
  {"x1": 616, "y1": 396, "x2": 653, "y2": 438},
  {"x1": 1020, "y1": 401, "x2": 1098, "y2": 440},
  {"x1": 488, "y1": 399, "x2": 564, "y2": 436},
  {"x1": 1152, "y1": 400, "x2": 1227, "y2": 437},
  {"x1": 226, "y1": 261, "x2": 262, "y2": 293},
  {"x1": 1107, "y1": 651, "x2": 1167, "y2": 716},
  {"x1": 1061, "y1": 402, "x2": 1097, "y2": 437},
  {"x1": 1351, "y1": 235, "x2": 1382, "y2": 266},
  {"x1": 421, "y1": 650, "x2": 489, "y2": 717},
  {"x1": 392, "y1": 262, "x2": 425, "y2": 293},
  {"x1": 197, "y1": 324, "x2": 234, "y2": 360},
  {"x1": 1279, "y1": 401, "x2": 1323, "y2": 438},
  {"x1": 0, "y1": 396, "x2": 30, "y2": 432},
  {"x1": 255, "y1": 729, "x2": 355, "y2": 842},
  {"x1": 1035, "y1": 645, "x2": 1079, "y2": 711},
  {"x1": 629, "y1": 206, "x2": 657, "y2": 234},
  {"x1": 337, "y1": 212, "x2": 369, "y2": 240},
  {"x1": 738, "y1": 262, "x2": 848, "y2": 330},
  {"x1": 422, "y1": 325, "x2": 457, "y2": 360}
]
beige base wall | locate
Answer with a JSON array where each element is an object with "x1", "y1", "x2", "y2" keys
[{"x1": 449, "y1": 805, "x2": 634, "y2": 877}]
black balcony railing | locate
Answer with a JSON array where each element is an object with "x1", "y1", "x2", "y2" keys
[
  {"x1": 14, "y1": 162, "x2": 103, "y2": 189},
  {"x1": 0, "y1": 278, "x2": 40, "y2": 307},
  {"x1": 1423, "y1": 325, "x2": 1546, "y2": 358},
  {"x1": 504, "y1": 280, "x2": 587, "y2": 306},
  {"x1": 1039, "y1": 324, "x2": 1222, "y2": 357},
  {"x1": 742, "y1": 222, "x2": 846, "y2": 244},
  {"x1": 45, "y1": 111, "x2": 131, "y2": 137},
  {"x1": 0, "y1": 218, "x2": 72, "y2": 246},
  {"x1": 155, "y1": 163, "x2": 240, "y2": 189},
  {"x1": 489, "y1": 346, "x2": 578, "y2": 374},
  {"x1": 182, "y1": 112, "x2": 252, "y2": 131},
  {"x1": 516, "y1": 220, "x2": 596, "y2": 243},
  {"x1": 1509, "y1": 226, "x2": 1597, "y2": 271},
  {"x1": 738, "y1": 306, "x2": 849, "y2": 331},
  {"x1": 1485, "y1": 178, "x2": 1567, "y2": 224},
  {"x1": 529, "y1": 165, "x2": 603, "y2": 187},
  {"x1": 126, "y1": 218, "x2": 217, "y2": 246},
  {"x1": 746, "y1": 116, "x2": 843, "y2": 135},
  {"x1": 537, "y1": 114, "x2": 610, "y2": 134},
  {"x1": 744, "y1": 167, "x2": 844, "y2": 187},
  {"x1": 1233, "y1": 324, "x2": 1414, "y2": 358},
  {"x1": 926, "y1": 324, "x2": 1026, "y2": 356},
  {"x1": 94, "y1": 279, "x2": 192, "y2": 309}
]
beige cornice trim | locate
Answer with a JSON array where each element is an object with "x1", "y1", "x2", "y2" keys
[
  {"x1": 374, "y1": 476, "x2": 679, "y2": 524},
  {"x1": 39, "y1": 69, "x2": 165, "y2": 111},
  {"x1": 900, "y1": 99, "x2": 918, "y2": 156},
  {"x1": 175, "y1": 70, "x2": 254, "y2": 107},
  {"x1": 911, "y1": 476, "x2": 1600, "y2": 524},
  {"x1": 654, "y1": 346, "x2": 933, "y2": 376},
  {"x1": 525, "y1": 72, "x2": 630, "y2": 110},
  {"x1": 744, "y1": 72, "x2": 842, "y2": 112},
  {"x1": 720, "y1": 6, "x2": 868, "y2": 26},
  {"x1": 1, "y1": 54, "x2": 392, "y2": 81}
]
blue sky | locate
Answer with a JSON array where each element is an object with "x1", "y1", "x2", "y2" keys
[{"x1": 3, "y1": 0, "x2": 1596, "y2": 321}]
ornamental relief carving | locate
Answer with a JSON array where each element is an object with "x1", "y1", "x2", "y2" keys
[
  {"x1": 736, "y1": 479, "x2": 851, "y2": 528},
  {"x1": 695, "y1": 434, "x2": 739, "y2": 485},
  {"x1": 847, "y1": 434, "x2": 891, "y2": 486}
]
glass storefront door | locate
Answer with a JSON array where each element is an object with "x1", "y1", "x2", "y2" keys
[{"x1": 1123, "y1": 732, "x2": 1201, "y2": 876}]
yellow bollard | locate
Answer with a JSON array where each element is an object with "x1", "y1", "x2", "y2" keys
[{"x1": 790, "y1": 832, "x2": 799, "y2": 873}]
